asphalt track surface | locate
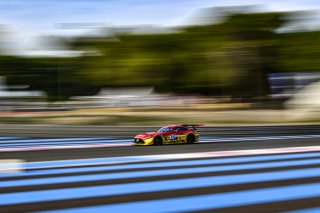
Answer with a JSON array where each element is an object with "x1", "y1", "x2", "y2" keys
[
  {"x1": 1, "y1": 124, "x2": 320, "y2": 212},
  {"x1": 1, "y1": 124, "x2": 320, "y2": 138}
]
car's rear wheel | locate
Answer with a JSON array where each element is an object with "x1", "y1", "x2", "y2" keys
[
  {"x1": 153, "y1": 136, "x2": 163, "y2": 145},
  {"x1": 186, "y1": 134, "x2": 195, "y2": 144}
]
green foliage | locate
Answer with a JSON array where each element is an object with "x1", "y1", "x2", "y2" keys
[
  {"x1": 277, "y1": 31, "x2": 320, "y2": 72},
  {"x1": 1, "y1": 9, "x2": 320, "y2": 101}
]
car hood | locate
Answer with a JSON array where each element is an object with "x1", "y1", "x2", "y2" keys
[{"x1": 135, "y1": 132, "x2": 157, "y2": 138}]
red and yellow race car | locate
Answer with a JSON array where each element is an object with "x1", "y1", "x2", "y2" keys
[{"x1": 133, "y1": 124, "x2": 201, "y2": 146}]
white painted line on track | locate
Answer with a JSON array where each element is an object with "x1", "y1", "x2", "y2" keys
[
  {"x1": 199, "y1": 134, "x2": 320, "y2": 142},
  {"x1": 0, "y1": 143, "x2": 130, "y2": 152},
  {"x1": 0, "y1": 159, "x2": 24, "y2": 173}
]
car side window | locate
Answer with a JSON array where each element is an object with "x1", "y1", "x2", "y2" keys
[
  {"x1": 180, "y1": 127, "x2": 188, "y2": 131},
  {"x1": 174, "y1": 127, "x2": 187, "y2": 132},
  {"x1": 159, "y1": 127, "x2": 170, "y2": 132}
]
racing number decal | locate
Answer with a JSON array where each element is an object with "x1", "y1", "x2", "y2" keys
[
  {"x1": 169, "y1": 134, "x2": 185, "y2": 143},
  {"x1": 169, "y1": 134, "x2": 187, "y2": 143},
  {"x1": 170, "y1": 134, "x2": 176, "y2": 141}
]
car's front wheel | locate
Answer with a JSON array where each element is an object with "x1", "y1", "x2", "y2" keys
[{"x1": 153, "y1": 136, "x2": 163, "y2": 145}]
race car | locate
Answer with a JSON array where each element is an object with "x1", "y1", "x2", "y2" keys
[{"x1": 133, "y1": 124, "x2": 201, "y2": 146}]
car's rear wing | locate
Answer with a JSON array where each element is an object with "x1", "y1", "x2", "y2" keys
[{"x1": 181, "y1": 124, "x2": 203, "y2": 130}]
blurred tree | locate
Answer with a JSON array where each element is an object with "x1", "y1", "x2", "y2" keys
[
  {"x1": 278, "y1": 31, "x2": 320, "y2": 72},
  {"x1": 221, "y1": 12, "x2": 284, "y2": 99},
  {"x1": 2, "y1": 7, "x2": 320, "y2": 102}
]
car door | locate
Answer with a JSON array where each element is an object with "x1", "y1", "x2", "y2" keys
[
  {"x1": 172, "y1": 127, "x2": 185, "y2": 143},
  {"x1": 161, "y1": 127, "x2": 173, "y2": 144}
]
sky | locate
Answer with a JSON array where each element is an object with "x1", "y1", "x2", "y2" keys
[{"x1": 1, "y1": 0, "x2": 320, "y2": 55}]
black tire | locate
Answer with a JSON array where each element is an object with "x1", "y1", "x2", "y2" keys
[
  {"x1": 186, "y1": 134, "x2": 195, "y2": 144},
  {"x1": 153, "y1": 136, "x2": 163, "y2": 145}
]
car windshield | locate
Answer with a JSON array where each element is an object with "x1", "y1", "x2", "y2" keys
[{"x1": 158, "y1": 127, "x2": 171, "y2": 132}]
